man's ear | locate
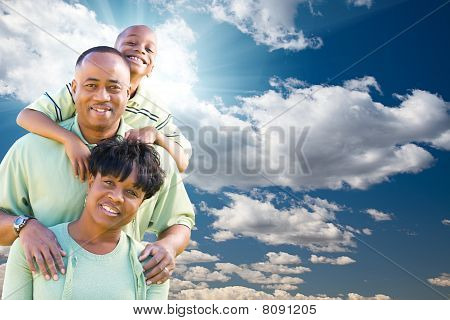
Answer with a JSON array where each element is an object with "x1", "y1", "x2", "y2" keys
[
  {"x1": 126, "y1": 85, "x2": 130, "y2": 99},
  {"x1": 71, "y1": 79, "x2": 78, "y2": 95}
]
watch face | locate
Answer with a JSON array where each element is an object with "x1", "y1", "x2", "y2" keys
[{"x1": 14, "y1": 216, "x2": 27, "y2": 230}]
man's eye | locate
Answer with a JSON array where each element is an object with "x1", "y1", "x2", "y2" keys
[
  {"x1": 109, "y1": 85, "x2": 121, "y2": 91},
  {"x1": 126, "y1": 42, "x2": 135, "y2": 46},
  {"x1": 85, "y1": 83, "x2": 96, "y2": 88}
]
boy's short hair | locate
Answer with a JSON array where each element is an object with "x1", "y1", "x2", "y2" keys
[{"x1": 89, "y1": 137, "x2": 165, "y2": 200}]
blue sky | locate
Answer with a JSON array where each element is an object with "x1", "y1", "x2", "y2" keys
[{"x1": 0, "y1": 0, "x2": 449, "y2": 299}]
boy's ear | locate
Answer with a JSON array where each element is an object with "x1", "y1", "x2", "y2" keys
[{"x1": 71, "y1": 79, "x2": 77, "y2": 95}]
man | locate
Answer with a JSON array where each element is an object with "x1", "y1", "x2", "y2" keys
[{"x1": 0, "y1": 46, "x2": 194, "y2": 290}]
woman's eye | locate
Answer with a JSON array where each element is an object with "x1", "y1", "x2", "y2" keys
[
  {"x1": 103, "y1": 180, "x2": 113, "y2": 186},
  {"x1": 127, "y1": 190, "x2": 137, "y2": 197}
]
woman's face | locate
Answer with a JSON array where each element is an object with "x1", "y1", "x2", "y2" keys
[{"x1": 85, "y1": 167, "x2": 145, "y2": 230}]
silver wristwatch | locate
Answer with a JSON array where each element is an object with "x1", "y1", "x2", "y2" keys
[{"x1": 13, "y1": 215, "x2": 35, "y2": 235}]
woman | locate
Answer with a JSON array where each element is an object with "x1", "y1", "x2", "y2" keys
[{"x1": 2, "y1": 137, "x2": 167, "y2": 299}]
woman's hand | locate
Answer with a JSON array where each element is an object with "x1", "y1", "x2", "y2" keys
[
  {"x1": 19, "y1": 219, "x2": 66, "y2": 281},
  {"x1": 63, "y1": 133, "x2": 90, "y2": 182},
  {"x1": 139, "y1": 241, "x2": 176, "y2": 285}
]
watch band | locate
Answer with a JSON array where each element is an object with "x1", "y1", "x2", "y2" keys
[{"x1": 13, "y1": 215, "x2": 35, "y2": 235}]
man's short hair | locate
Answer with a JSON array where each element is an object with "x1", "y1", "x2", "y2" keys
[
  {"x1": 89, "y1": 137, "x2": 165, "y2": 200},
  {"x1": 75, "y1": 46, "x2": 130, "y2": 71}
]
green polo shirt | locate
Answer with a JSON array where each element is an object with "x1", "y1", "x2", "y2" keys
[
  {"x1": 26, "y1": 76, "x2": 192, "y2": 157},
  {"x1": 0, "y1": 115, "x2": 195, "y2": 240}
]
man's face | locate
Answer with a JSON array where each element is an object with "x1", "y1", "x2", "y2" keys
[
  {"x1": 115, "y1": 26, "x2": 157, "y2": 78},
  {"x1": 72, "y1": 52, "x2": 130, "y2": 132}
]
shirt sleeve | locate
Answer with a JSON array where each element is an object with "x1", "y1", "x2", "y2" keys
[
  {"x1": 1, "y1": 239, "x2": 33, "y2": 299},
  {"x1": 157, "y1": 115, "x2": 193, "y2": 160},
  {"x1": 25, "y1": 84, "x2": 76, "y2": 122},
  {"x1": 0, "y1": 139, "x2": 32, "y2": 217},
  {"x1": 145, "y1": 151, "x2": 195, "y2": 236}
]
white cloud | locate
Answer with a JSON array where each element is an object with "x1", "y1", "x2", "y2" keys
[
  {"x1": 266, "y1": 251, "x2": 301, "y2": 264},
  {"x1": 216, "y1": 262, "x2": 304, "y2": 285},
  {"x1": 209, "y1": 193, "x2": 356, "y2": 252},
  {"x1": 208, "y1": 0, "x2": 323, "y2": 51},
  {"x1": 181, "y1": 78, "x2": 448, "y2": 193},
  {"x1": 0, "y1": 0, "x2": 117, "y2": 102},
  {"x1": 343, "y1": 76, "x2": 381, "y2": 94},
  {"x1": 427, "y1": 273, "x2": 450, "y2": 287},
  {"x1": 149, "y1": 0, "x2": 323, "y2": 51},
  {"x1": 250, "y1": 262, "x2": 311, "y2": 274},
  {"x1": 347, "y1": 0, "x2": 373, "y2": 9},
  {"x1": 176, "y1": 250, "x2": 219, "y2": 264},
  {"x1": 172, "y1": 285, "x2": 277, "y2": 299},
  {"x1": 211, "y1": 230, "x2": 236, "y2": 242},
  {"x1": 187, "y1": 240, "x2": 199, "y2": 249},
  {"x1": 169, "y1": 278, "x2": 209, "y2": 294},
  {"x1": 183, "y1": 266, "x2": 231, "y2": 282},
  {"x1": 442, "y1": 219, "x2": 450, "y2": 226},
  {"x1": 366, "y1": 209, "x2": 393, "y2": 221},
  {"x1": 347, "y1": 293, "x2": 391, "y2": 300},
  {"x1": 262, "y1": 284, "x2": 298, "y2": 291},
  {"x1": 310, "y1": 254, "x2": 356, "y2": 265},
  {"x1": 362, "y1": 228, "x2": 372, "y2": 235},
  {"x1": 171, "y1": 285, "x2": 390, "y2": 300}
]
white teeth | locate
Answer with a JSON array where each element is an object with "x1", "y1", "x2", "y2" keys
[
  {"x1": 92, "y1": 107, "x2": 110, "y2": 113},
  {"x1": 128, "y1": 56, "x2": 144, "y2": 64},
  {"x1": 101, "y1": 204, "x2": 119, "y2": 216}
]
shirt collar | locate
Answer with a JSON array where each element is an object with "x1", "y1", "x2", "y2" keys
[
  {"x1": 70, "y1": 114, "x2": 130, "y2": 148},
  {"x1": 128, "y1": 76, "x2": 150, "y2": 107}
]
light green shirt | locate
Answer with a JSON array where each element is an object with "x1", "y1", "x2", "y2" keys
[
  {"x1": 2, "y1": 223, "x2": 169, "y2": 300},
  {"x1": 0, "y1": 115, "x2": 195, "y2": 239},
  {"x1": 26, "y1": 76, "x2": 192, "y2": 158}
]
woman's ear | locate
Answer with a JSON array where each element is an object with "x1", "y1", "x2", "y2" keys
[{"x1": 87, "y1": 173, "x2": 95, "y2": 189}]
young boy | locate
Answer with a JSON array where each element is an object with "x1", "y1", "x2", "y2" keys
[{"x1": 16, "y1": 25, "x2": 190, "y2": 180}]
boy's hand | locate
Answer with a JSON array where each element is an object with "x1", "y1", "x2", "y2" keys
[
  {"x1": 63, "y1": 134, "x2": 90, "y2": 181},
  {"x1": 125, "y1": 127, "x2": 160, "y2": 144}
]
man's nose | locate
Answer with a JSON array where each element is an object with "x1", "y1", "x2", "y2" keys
[{"x1": 93, "y1": 87, "x2": 110, "y2": 101}]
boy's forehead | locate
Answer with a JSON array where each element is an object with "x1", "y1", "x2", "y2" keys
[{"x1": 120, "y1": 26, "x2": 157, "y2": 42}]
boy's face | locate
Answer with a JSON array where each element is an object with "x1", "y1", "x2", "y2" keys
[{"x1": 115, "y1": 26, "x2": 157, "y2": 78}]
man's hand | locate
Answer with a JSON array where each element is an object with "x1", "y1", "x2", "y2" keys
[
  {"x1": 125, "y1": 127, "x2": 160, "y2": 144},
  {"x1": 63, "y1": 133, "x2": 90, "y2": 182},
  {"x1": 19, "y1": 219, "x2": 66, "y2": 281},
  {"x1": 139, "y1": 241, "x2": 176, "y2": 285}
]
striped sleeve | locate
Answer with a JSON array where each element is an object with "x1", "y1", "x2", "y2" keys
[{"x1": 25, "y1": 84, "x2": 76, "y2": 122}]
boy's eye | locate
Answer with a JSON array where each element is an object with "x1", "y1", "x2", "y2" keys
[{"x1": 145, "y1": 47, "x2": 154, "y2": 53}]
